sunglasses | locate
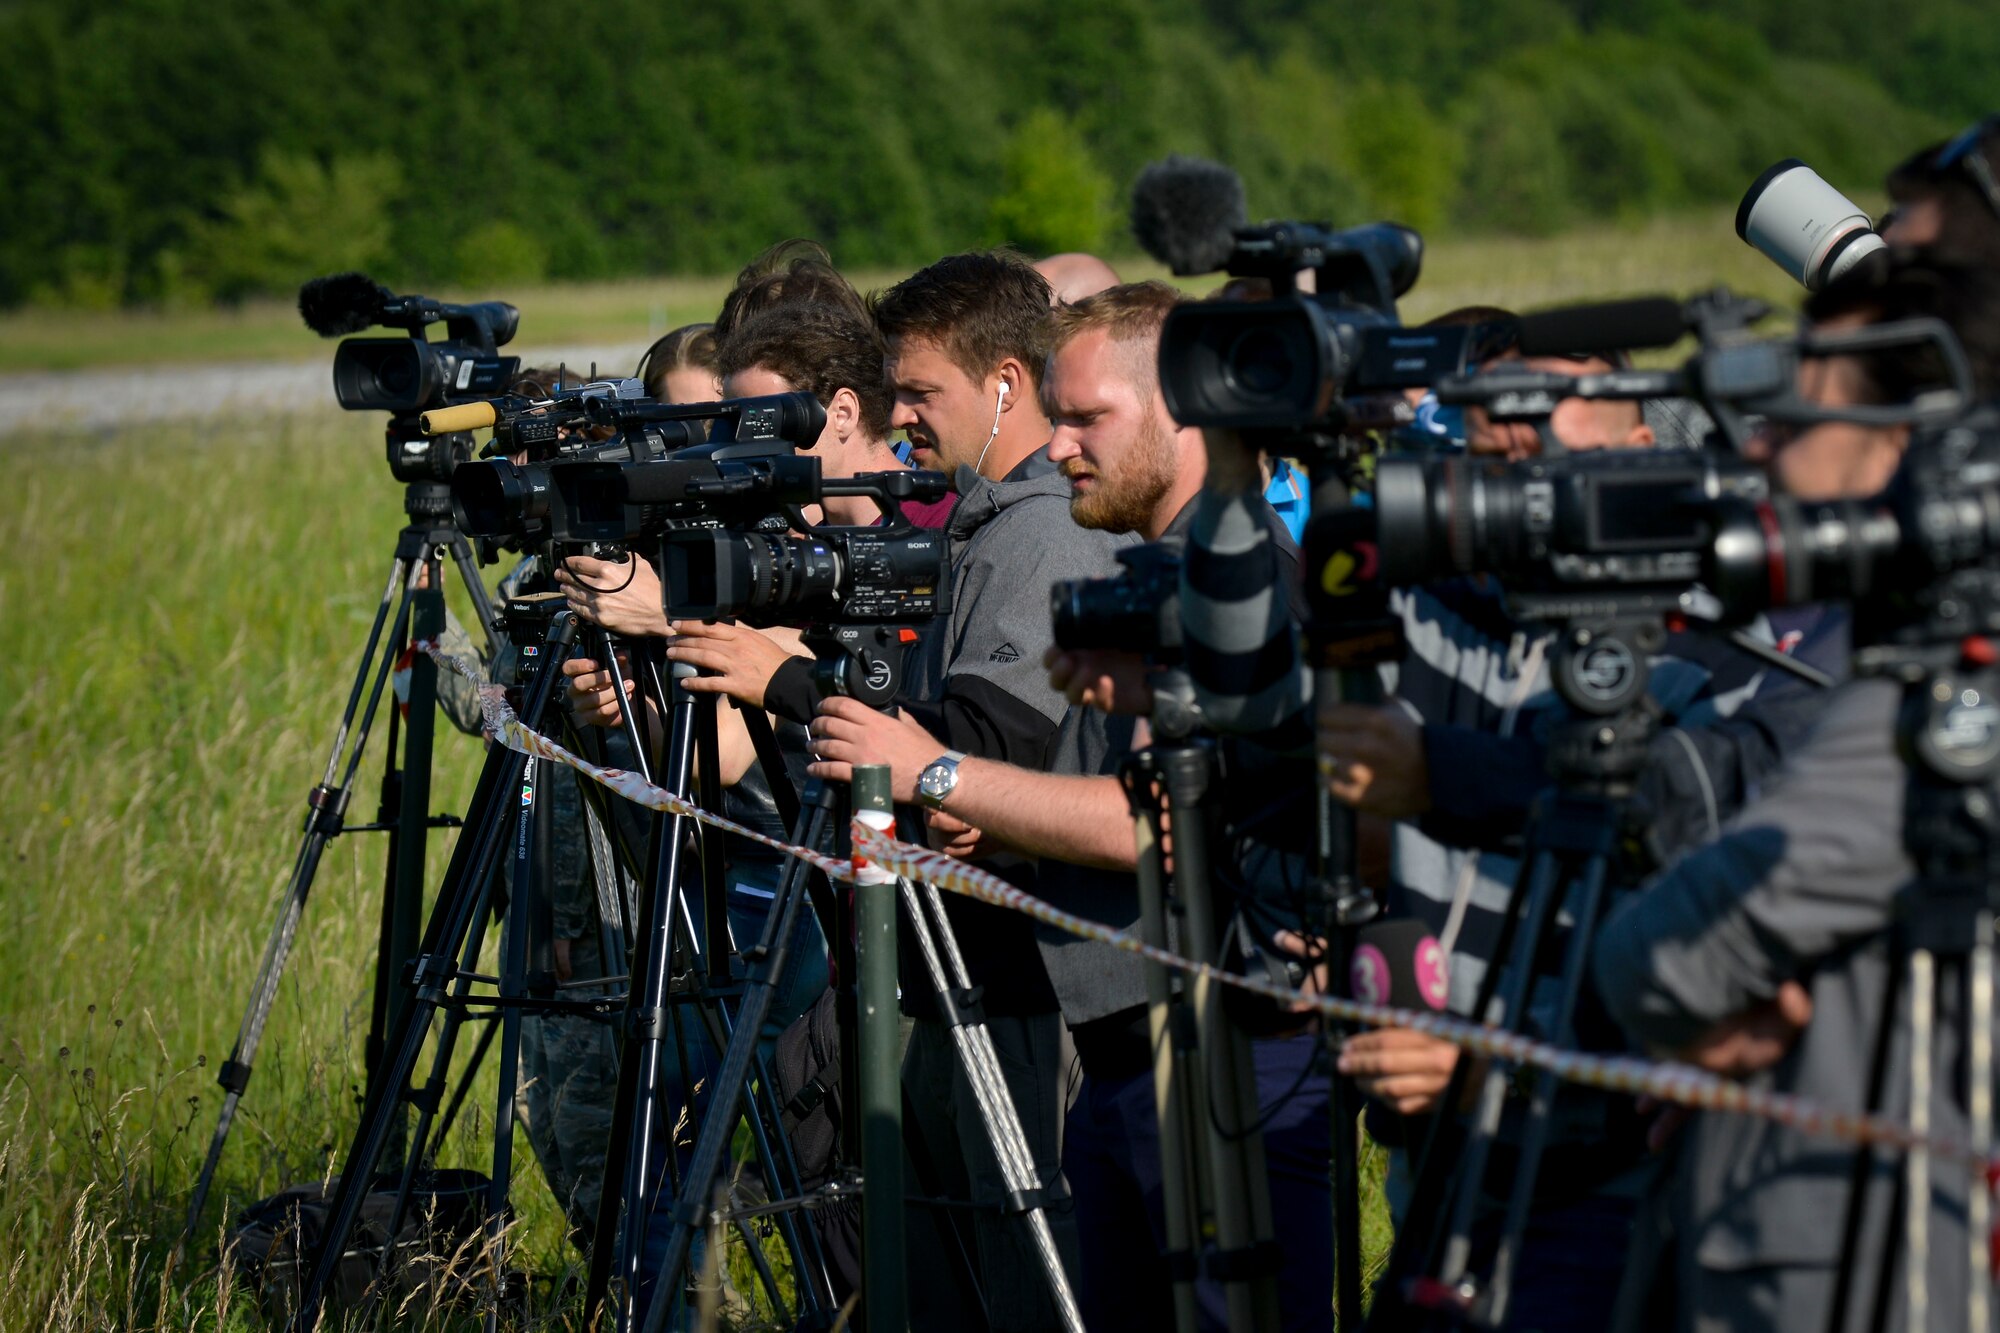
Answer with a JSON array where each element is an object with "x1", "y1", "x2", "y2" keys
[{"x1": 1930, "y1": 114, "x2": 2000, "y2": 222}]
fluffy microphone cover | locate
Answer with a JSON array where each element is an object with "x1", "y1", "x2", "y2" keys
[
  {"x1": 298, "y1": 271, "x2": 392, "y2": 337},
  {"x1": 1130, "y1": 155, "x2": 1248, "y2": 275}
]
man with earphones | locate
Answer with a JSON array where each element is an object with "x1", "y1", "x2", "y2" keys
[
  {"x1": 860, "y1": 250, "x2": 1133, "y2": 1331},
  {"x1": 653, "y1": 250, "x2": 1132, "y2": 1328}
]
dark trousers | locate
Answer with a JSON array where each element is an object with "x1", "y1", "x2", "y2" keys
[
  {"x1": 902, "y1": 1010, "x2": 1081, "y2": 1333},
  {"x1": 1064, "y1": 1031, "x2": 1334, "y2": 1333}
]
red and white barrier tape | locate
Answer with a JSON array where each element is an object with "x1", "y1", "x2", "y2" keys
[{"x1": 426, "y1": 642, "x2": 2000, "y2": 1178}]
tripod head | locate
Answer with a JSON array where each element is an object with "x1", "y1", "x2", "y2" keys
[
  {"x1": 1536, "y1": 612, "x2": 1667, "y2": 801},
  {"x1": 799, "y1": 622, "x2": 925, "y2": 711}
]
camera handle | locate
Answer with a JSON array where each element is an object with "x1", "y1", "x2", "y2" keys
[
  {"x1": 1381, "y1": 615, "x2": 1663, "y2": 1332},
  {"x1": 1122, "y1": 672, "x2": 1285, "y2": 1333},
  {"x1": 1825, "y1": 646, "x2": 2000, "y2": 1333}
]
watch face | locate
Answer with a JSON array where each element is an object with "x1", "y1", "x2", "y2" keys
[{"x1": 919, "y1": 762, "x2": 953, "y2": 801}]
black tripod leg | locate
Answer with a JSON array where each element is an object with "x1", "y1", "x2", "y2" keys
[
  {"x1": 478, "y1": 753, "x2": 545, "y2": 1332},
  {"x1": 1486, "y1": 847, "x2": 1614, "y2": 1327},
  {"x1": 447, "y1": 533, "x2": 498, "y2": 652},
  {"x1": 1372, "y1": 812, "x2": 1543, "y2": 1328},
  {"x1": 1427, "y1": 846, "x2": 1567, "y2": 1294},
  {"x1": 375, "y1": 552, "x2": 445, "y2": 1170},
  {"x1": 1328, "y1": 946, "x2": 1368, "y2": 1329},
  {"x1": 287, "y1": 614, "x2": 578, "y2": 1333},
  {"x1": 287, "y1": 735, "x2": 524, "y2": 1333},
  {"x1": 639, "y1": 798, "x2": 835, "y2": 1333},
  {"x1": 594, "y1": 678, "x2": 705, "y2": 1330},
  {"x1": 185, "y1": 553, "x2": 416, "y2": 1243}
]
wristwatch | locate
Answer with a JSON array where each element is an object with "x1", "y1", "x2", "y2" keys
[{"x1": 916, "y1": 750, "x2": 968, "y2": 809}]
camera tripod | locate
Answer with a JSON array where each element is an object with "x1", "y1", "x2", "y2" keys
[
  {"x1": 1300, "y1": 443, "x2": 1408, "y2": 1333},
  {"x1": 1824, "y1": 636, "x2": 2000, "y2": 1333},
  {"x1": 581, "y1": 669, "x2": 846, "y2": 1333},
  {"x1": 1374, "y1": 613, "x2": 1666, "y2": 1331},
  {"x1": 624, "y1": 624, "x2": 1084, "y2": 1333},
  {"x1": 1120, "y1": 669, "x2": 1284, "y2": 1333},
  {"x1": 185, "y1": 474, "x2": 498, "y2": 1244},
  {"x1": 285, "y1": 589, "x2": 858, "y2": 1333},
  {"x1": 278, "y1": 602, "x2": 651, "y2": 1332}
]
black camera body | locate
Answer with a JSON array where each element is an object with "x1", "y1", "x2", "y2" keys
[
  {"x1": 661, "y1": 458, "x2": 953, "y2": 627},
  {"x1": 447, "y1": 392, "x2": 827, "y2": 551},
  {"x1": 666, "y1": 523, "x2": 951, "y2": 627},
  {"x1": 1157, "y1": 221, "x2": 1433, "y2": 431},
  {"x1": 1706, "y1": 411, "x2": 2000, "y2": 649},
  {"x1": 491, "y1": 590, "x2": 568, "y2": 695},
  {"x1": 1050, "y1": 542, "x2": 1184, "y2": 659},
  {"x1": 1367, "y1": 448, "x2": 1770, "y2": 622},
  {"x1": 299, "y1": 272, "x2": 524, "y2": 486}
]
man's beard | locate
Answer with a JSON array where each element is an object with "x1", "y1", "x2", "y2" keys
[{"x1": 1064, "y1": 416, "x2": 1177, "y2": 534}]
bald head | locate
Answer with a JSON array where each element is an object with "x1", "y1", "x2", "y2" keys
[{"x1": 1036, "y1": 252, "x2": 1123, "y2": 306}]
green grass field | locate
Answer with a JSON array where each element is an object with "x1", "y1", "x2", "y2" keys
[
  {"x1": 0, "y1": 415, "x2": 1387, "y2": 1330},
  {"x1": 0, "y1": 210, "x2": 1805, "y2": 1329}
]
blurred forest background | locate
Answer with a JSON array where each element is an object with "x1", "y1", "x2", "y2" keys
[{"x1": 7, "y1": 0, "x2": 1990, "y2": 310}]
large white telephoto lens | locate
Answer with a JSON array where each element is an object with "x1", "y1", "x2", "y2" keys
[{"x1": 1736, "y1": 158, "x2": 1887, "y2": 290}]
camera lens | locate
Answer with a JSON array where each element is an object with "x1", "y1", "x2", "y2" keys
[
  {"x1": 451, "y1": 459, "x2": 550, "y2": 538},
  {"x1": 1737, "y1": 159, "x2": 1887, "y2": 292},
  {"x1": 1224, "y1": 327, "x2": 1298, "y2": 401}
]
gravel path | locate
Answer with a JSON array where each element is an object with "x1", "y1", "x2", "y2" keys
[{"x1": 0, "y1": 341, "x2": 650, "y2": 438}]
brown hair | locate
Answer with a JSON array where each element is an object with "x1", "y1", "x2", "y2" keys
[
  {"x1": 1042, "y1": 281, "x2": 1185, "y2": 408},
  {"x1": 1887, "y1": 122, "x2": 2000, "y2": 268},
  {"x1": 635, "y1": 323, "x2": 719, "y2": 402},
  {"x1": 870, "y1": 248, "x2": 1054, "y2": 387},
  {"x1": 717, "y1": 301, "x2": 895, "y2": 441},
  {"x1": 714, "y1": 239, "x2": 867, "y2": 342},
  {"x1": 1806, "y1": 254, "x2": 2000, "y2": 403}
]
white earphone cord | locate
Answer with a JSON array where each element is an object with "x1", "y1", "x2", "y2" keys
[{"x1": 972, "y1": 382, "x2": 1007, "y2": 476}]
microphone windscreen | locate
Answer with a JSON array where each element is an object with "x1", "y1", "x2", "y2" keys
[
  {"x1": 1130, "y1": 155, "x2": 1247, "y2": 276},
  {"x1": 1346, "y1": 917, "x2": 1448, "y2": 1012},
  {"x1": 298, "y1": 271, "x2": 391, "y2": 337},
  {"x1": 1516, "y1": 297, "x2": 1686, "y2": 358}
]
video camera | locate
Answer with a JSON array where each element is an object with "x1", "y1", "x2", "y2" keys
[
  {"x1": 1050, "y1": 544, "x2": 1184, "y2": 660},
  {"x1": 298, "y1": 272, "x2": 523, "y2": 485},
  {"x1": 1301, "y1": 298, "x2": 1981, "y2": 627},
  {"x1": 446, "y1": 391, "x2": 827, "y2": 550},
  {"x1": 658, "y1": 460, "x2": 953, "y2": 707},
  {"x1": 1157, "y1": 220, "x2": 1457, "y2": 431},
  {"x1": 1704, "y1": 410, "x2": 2000, "y2": 656},
  {"x1": 661, "y1": 462, "x2": 952, "y2": 628}
]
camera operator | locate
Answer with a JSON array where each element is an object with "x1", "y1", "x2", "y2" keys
[
  {"x1": 1179, "y1": 337, "x2": 1848, "y2": 1325},
  {"x1": 560, "y1": 294, "x2": 946, "y2": 1059},
  {"x1": 1594, "y1": 256, "x2": 2000, "y2": 1333},
  {"x1": 1034, "y1": 251, "x2": 1122, "y2": 305},
  {"x1": 635, "y1": 322, "x2": 722, "y2": 405},
  {"x1": 664, "y1": 250, "x2": 1131, "y2": 1330},
  {"x1": 1883, "y1": 114, "x2": 2000, "y2": 263},
  {"x1": 802, "y1": 280, "x2": 1330, "y2": 1331}
]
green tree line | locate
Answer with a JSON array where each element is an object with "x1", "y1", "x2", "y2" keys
[{"x1": 6, "y1": 0, "x2": 1989, "y2": 309}]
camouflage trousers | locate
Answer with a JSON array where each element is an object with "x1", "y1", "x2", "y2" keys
[{"x1": 517, "y1": 930, "x2": 621, "y2": 1241}]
